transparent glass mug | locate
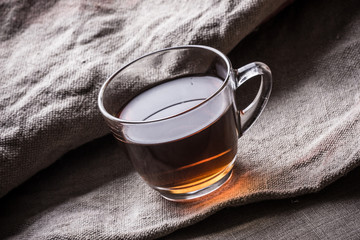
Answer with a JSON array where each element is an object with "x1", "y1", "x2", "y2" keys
[{"x1": 98, "y1": 45, "x2": 272, "y2": 201}]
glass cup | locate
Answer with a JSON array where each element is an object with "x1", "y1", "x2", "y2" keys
[{"x1": 98, "y1": 45, "x2": 272, "y2": 201}]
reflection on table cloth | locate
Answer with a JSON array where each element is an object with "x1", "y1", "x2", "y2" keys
[{"x1": 0, "y1": 0, "x2": 359, "y2": 239}]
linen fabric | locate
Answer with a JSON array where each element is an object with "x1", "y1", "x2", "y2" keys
[{"x1": 1, "y1": 0, "x2": 359, "y2": 239}]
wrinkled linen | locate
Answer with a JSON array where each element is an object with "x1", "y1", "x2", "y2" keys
[
  {"x1": 165, "y1": 168, "x2": 360, "y2": 239},
  {"x1": 0, "y1": 0, "x2": 289, "y2": 198},
  {"x1": 1, "y1": 0, "x2": 360, "y2": 239}
]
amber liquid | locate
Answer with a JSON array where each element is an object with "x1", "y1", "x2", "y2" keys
[{"x1": 118, "y1": 76, "x2": 238, "y2": 193}]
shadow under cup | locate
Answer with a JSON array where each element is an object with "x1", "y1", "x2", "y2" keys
[{"x1": 98, "y1": 45, "x2": 271, "y2": 201}]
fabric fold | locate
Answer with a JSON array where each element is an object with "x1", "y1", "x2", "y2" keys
[
  {"x1": 0, "y1": 0, "x2": 359, "y2": 239},
  {"x1": 0, "y1": 0, "x2": 290, "y2": 197}
]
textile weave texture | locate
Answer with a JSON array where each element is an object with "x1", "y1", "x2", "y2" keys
[
  {"x1": 0, "y1": 0, "x2": 359, "y2": 239},
  {"x1": 0, "y1": 0, "x2": 288, "y2": 198}
]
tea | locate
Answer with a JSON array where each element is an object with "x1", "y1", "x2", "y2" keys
[{"x1": 118, "y1": 76, "x2": 238, "y2": 194}]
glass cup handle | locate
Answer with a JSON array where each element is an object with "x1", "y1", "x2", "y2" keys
[{"x1": 235, "y1": 62, "x2": 272, "y2": 135}]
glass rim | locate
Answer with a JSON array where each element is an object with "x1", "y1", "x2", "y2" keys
[{"x1": 98, "y1": 45, "x2": 232, "y2": 124}]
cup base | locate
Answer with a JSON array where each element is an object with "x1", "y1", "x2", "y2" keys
[{"x1": 154, "y1": 159, "x2": 235, "y2": 202}]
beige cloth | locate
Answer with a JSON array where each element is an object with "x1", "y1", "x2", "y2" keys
[
  {"x1": 1, "y1": 0, "x2": 360, "y2": 239},
  {"x1": 0, "y1": 0, "x2": 288, "y2": 198}
]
